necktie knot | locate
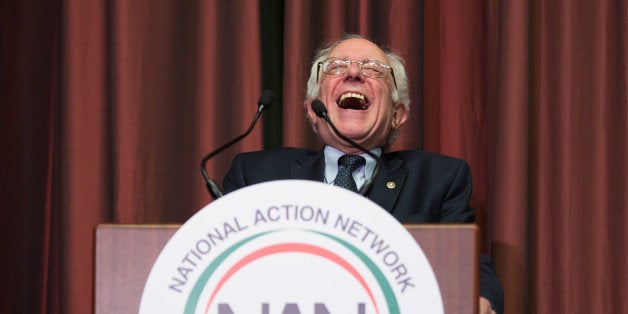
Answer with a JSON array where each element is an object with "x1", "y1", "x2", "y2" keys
[
  {"x1": 338, "y1": 154, "x2": 366, "y2": 170},
  {"x1": 333, "y1": 155, "x2": 366, "y2": 192}
]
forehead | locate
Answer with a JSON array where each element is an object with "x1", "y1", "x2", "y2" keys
[{"x1": 328, "y1": 38, "x2": 389, "y2": 63}]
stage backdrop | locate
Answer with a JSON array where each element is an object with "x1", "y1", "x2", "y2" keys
[{"x1": 1, "y1": 0, "x2": 626, "y2": 313}]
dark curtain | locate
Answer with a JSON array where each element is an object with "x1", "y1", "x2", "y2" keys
[{"x1": 1, "y1": 0, "x2": 626, "y2": 313}]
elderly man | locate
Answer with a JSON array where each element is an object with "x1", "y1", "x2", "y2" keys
[{"x1": 223, "y1": 35, "x2": 504, "y2": 313}]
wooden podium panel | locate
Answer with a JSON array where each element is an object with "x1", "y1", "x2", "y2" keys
[
  {"x1": 94, "y1": 225, "x2": 179, "y2": 314},
  {"x1": 405, "y1": 224, "x2": 479, "y2": 313},
  {"x1": 94, "y1": 224, "x2": 477, "y2": 313}
]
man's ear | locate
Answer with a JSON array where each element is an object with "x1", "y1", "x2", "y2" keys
[
  {"x1": 306, "y1": 99, "x2": 318, "y2": 124},
  {"x1": 392, "y1": 103, "x2": 409, "y2": 129}
]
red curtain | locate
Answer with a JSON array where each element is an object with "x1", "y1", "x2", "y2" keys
[{"x1": 1, "y1": 0, "x2": 626, "y2": 313}]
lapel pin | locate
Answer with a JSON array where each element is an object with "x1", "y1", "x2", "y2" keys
[{"x1": 386, "y1": 182, "x2": 396, "y2": 189}]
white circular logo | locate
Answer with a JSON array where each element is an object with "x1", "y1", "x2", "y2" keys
[{"x1": 140, "y1": 180, "x2": 443, "y2": 313}]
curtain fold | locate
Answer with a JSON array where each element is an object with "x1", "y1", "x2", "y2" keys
[
  {"x1": 489, "y1": 0, "x2": 535, "y2": 312},
  {"x1": 10, "y1": 1, "x2": 263, "y2": 313},
  {"x1": 1, "y1": 0, "x2": 626, "y2": 313},
  {"x1": 529, "y1": 1, "x2": 628, "y2": 312},
  {"x1": 0, "y1": 1, "x2": 62, "y2": 313}
]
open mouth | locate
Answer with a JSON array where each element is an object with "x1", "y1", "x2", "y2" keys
[{"x1": 337, "y1": 92, "x2": 369, "y2": 110}]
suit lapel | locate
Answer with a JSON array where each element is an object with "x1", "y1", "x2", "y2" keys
[
  {"x1": 367, "y1": 154, "x2": 407, "y2": 213},
  {"x1": 289, "y1": 150, "x2": 325, "y2": 181}
]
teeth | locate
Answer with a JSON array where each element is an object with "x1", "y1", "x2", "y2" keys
[
  {"x1": 339, "y1": 93, "x2": 365, "y2": 102},
  {"x1": 337, "y1": 92, "x2": 369, "y2": 110}
]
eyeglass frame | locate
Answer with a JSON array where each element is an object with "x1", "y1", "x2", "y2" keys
[{"x1": 316, "y1": 57, "x2": 398, "y2": 90}]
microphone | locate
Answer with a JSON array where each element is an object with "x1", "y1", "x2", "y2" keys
[
  {"x1": 310, "y1": 99, "x2": 381, "y2": 196},
  {"x1": 201, "y1": 90, "x2": 274, "y2": 199}
]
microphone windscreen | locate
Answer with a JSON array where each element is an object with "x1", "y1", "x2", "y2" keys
[
  {"x1": 258, "y1": 90, "x2": 275, "y2": 108},
  {"x1": 311, "y1": 99, "x2": 327, "y2": 118}
]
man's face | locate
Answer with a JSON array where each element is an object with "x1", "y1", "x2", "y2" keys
[{"x1": 307, "y1": 38, "x2": 407, "y2": 153}]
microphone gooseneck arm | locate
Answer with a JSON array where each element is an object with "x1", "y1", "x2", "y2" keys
[
  {"x1": 201, "y1": 90, "x2": 274, "y2": 200},
  {"x1": 310, "y1": 99, "x2": 381, "y2": 196}
]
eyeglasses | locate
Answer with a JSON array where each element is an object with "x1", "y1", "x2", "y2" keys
[{"x1": 316, "y1": 57, "x2": 398, "y2": 89}]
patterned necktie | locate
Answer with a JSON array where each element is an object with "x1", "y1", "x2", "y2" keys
[{"x1": 333, "y1": 154, "x2": 366, "y2": 192}]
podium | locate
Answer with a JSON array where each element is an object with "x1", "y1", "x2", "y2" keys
[{"x1": 94, "y1": 224, "x2": 478, "y2": 313}]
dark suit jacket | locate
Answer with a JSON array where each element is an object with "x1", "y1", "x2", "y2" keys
[{"x1": 223, "y1": 147, "x2": 504, "y2": 313}]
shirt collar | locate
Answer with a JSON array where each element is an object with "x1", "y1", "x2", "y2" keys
[{"x1": 323, "y1": 145, "x2": 382, "y2": 187}]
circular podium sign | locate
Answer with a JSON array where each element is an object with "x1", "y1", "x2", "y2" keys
[{"x1": 140, "y1": 180, "x2": 443, "y2": 313}]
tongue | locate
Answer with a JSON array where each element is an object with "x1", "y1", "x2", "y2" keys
[{"x1": 338, "y1": 97, "x2": 368, "y2": 110}]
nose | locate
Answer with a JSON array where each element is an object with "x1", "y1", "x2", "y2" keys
[{"x1": 343, "y1": 62, "x2": 363, "y2": 83}]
